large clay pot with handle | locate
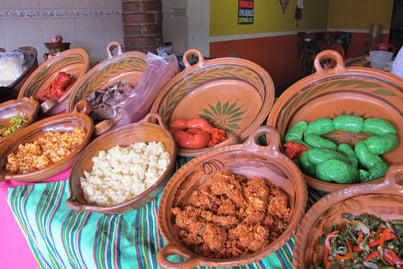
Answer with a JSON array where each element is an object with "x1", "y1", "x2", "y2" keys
[
  {"x1": 266, "y1": 50, "x2": 403, "y2": 193},
  {"x1": 157, "y1": 126, "x2": 307, "y2": 268}
]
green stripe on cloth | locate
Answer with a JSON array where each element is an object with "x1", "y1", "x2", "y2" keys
[{"x1": 8, "y1": 178, "x2": 311, "y2": 268}]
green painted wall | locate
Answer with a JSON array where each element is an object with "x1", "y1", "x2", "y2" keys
[{"x1": 210, "y1": 0, "x2": 329, "y2": 37}]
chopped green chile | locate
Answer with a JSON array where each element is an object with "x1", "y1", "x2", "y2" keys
[
  {"x1": 314, "y1": 213, "x2": 403, "y2": 269},
  {"x1": 0, "y1": 113, "x2": 27, "y2": 138}
]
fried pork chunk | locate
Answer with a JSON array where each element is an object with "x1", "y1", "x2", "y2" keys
[{"x1": 171, "y1": 169, "x2": 291, "y2": 259}]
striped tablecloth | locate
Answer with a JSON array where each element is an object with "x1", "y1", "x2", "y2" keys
[{"x1": 7, "y1": 157, "x2": 322, "y2": 269}]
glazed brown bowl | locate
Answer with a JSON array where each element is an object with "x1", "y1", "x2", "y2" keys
[
  {"x1": 18, "y1": 48, "x2": 90, "y2": 115},
  {"x1": 151, "y1": 48, "x2": 275, "y2": 157},
  {"x1": 0, "y1": 97, "x2": 40, "y2": 145},
  {"x1": 293, "y1": 164, "x2": 403, "y2": 269},
  {"x1": 66, "y1": 112, "x2": 177, "y2": 214},
  {"x1": 266, "y1": 50, "x2": 403, "y2": 193},
  {"x1": 157, "y1": 126, "x2": 307, "y2": 268},
  {"x1": 0, "y1": 100, "x2": 94, "y2": 183}
]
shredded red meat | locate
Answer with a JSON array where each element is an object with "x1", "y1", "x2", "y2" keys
[{"x1": 171, "y1": 169, "x2": 291, "y2": 259}]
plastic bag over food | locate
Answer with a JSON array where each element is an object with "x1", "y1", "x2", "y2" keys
[
  {"x1": 120, "y1": 52, "x2": 179, "y2": 124},
  {"x1": 0, "y1": 51, "x2": 25, "y2": 87}
]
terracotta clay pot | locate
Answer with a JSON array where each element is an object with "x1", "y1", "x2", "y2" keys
[
  {"x1": 66, "y1": 41, "x2": 147, "y2": 135},
  {"x1": 266, "y1": 50, "x2": 403, "y2": 193},
  {"x1": 157, "y1": 126, "x2": 307, "y2": 268},
  {"x1": 67, "y1": 112, "x2": 177, "y2": 214},
  {"x1": 293, "y1": 164, "x2": 403, "y2": 268},
  {"x1": 151, "y1": 49, "x2": 275, "y2": 157},
  {"x1": 18, "y1": 48, "x2": 90, "y2": 115},
  {"x1": 0, "y1": 100, "x2": 94, "y2": 183}
]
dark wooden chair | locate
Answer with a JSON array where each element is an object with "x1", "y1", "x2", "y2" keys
[{"x1": 297, "y1": 32, "x2": 317, "y2": 77}]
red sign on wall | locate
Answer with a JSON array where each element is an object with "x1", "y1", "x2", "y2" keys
[{"x1": 238, "y1": 0, "x2": 254, "y2": 24}]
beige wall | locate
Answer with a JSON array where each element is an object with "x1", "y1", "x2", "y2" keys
[{"x1": 0, "y1": 0, "x2": 123, "y2": 64}]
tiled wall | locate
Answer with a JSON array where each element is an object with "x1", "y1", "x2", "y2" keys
[{"x1": 0, "y1": 0, "x2": 124, "y2": 64}]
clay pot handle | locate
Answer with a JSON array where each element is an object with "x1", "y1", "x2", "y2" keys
[
  {"x1": 94, "y1": 115, "x2": 122, "y2": 136},
  {"x1": 182, "y1": 49, "x2": 205, "y2": 69},
  {"x1": 313, "y1": 49, "x2": 346, "y2": 74},
  {"x1": 139, "y1": 112, "x2": 168, "y2": 129},
  {"x1": 73, "y1": 99, "x2": 91, "y2": 114},
  {"x1": 157, "y1": 243, "x2": 201, "y2": 269},
  {"x1": 244, "y1": 126, "x2": 280, "y2": 154},
  {"x1": 106, "y1": 41, "x2": 123, "y2": 59},
  {"x1": 382, "y1": 164, "x2": 403, "y2": 191},
  {"x1": 40, "y1": 99, "x2": 57, "y2": 114}
]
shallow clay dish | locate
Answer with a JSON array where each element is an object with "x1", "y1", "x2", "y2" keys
[
  {"x1": 18, "y1": 48, "x2": 90, "y2": 115},
  {"x1": 0, "y1": 46, "x2": 38, "y2": 102},
  {"x1": 157, "y1": 126, "x2": 307, "y2": 268},
  {"x1": 66, "y1": 41, "x2": 147, "y2": 128},
  {"x1": 0, "y1": 100, "x2": 94, "y2": 183},
  {"x1": 151, "y1": 49, "x2": 275, "y2": 157},
  {"x1": 293, "y1": 164, "x2": 403, "y2": 269},
  {"x1": 266, "y1": 50, "x2": 403, "y2": 193},
  {"x1": 0, "y1": 97, "x2": 40, "y2": 145},
  {"x1": 66, "y1": 113, "x2": 177, "y2": 214}
]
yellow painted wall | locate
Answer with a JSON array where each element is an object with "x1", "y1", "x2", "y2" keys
[
  {"x1": 210, "y1": 0, "x2": 329, "y2": 36},
  {"x1": 328, "y1": 0, "x2": 394, "y2": 30}
]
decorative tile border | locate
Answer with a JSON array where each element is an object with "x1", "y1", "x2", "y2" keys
[{"x1": 0, "y1": 9, "x2": 121, "y2": 19}]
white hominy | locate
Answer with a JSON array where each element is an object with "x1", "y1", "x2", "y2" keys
[{"x1": 80, "y1": 141, "x2": 170, "y2": 206}]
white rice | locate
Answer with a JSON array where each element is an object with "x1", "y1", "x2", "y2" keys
[{"x1": 80, "y1": 141, "x2": 171, "y2": 207}]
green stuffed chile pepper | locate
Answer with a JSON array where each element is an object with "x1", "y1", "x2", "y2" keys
[
  {"x1": 363, "y1": 118, "x2": 397, "y2": 135},
  {"x1": 333, "y1": 115, "x2": 364, "y2": 133},
  {"x1": 315, "y1": 159, "x2": 359, "y2": 184},
  {"x1": 285, "y1": 121, "x2": 307, "y2": 143},
  {"x1": 364, "y1": 133, "x2": 399, "y2": 155},
  {"x1": 306, "y1": 148, "x2": 350, "y2": 165},
  {"x1": 304, "y1": 133, "x2": 338, "y2": 150},
  {"x1": 305, "y1": 118, "x2": 335, "y2": 135},
  {"x1": 299, "y1": 150, "x2": 316, "y2": 177},
  {"x1": 354, "y1": 141, "x2": 384, "y2": 169},
  {"x1": 337, "y1": 143, "x2": 359, "y2": 167},
  {"x1": 367, "y1": 161, "x2": 389, "y2": 180}
]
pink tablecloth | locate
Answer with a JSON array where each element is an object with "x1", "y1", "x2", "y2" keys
[{"x1": 0, "y1": 169, "x2": 71, "y2": 268}]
